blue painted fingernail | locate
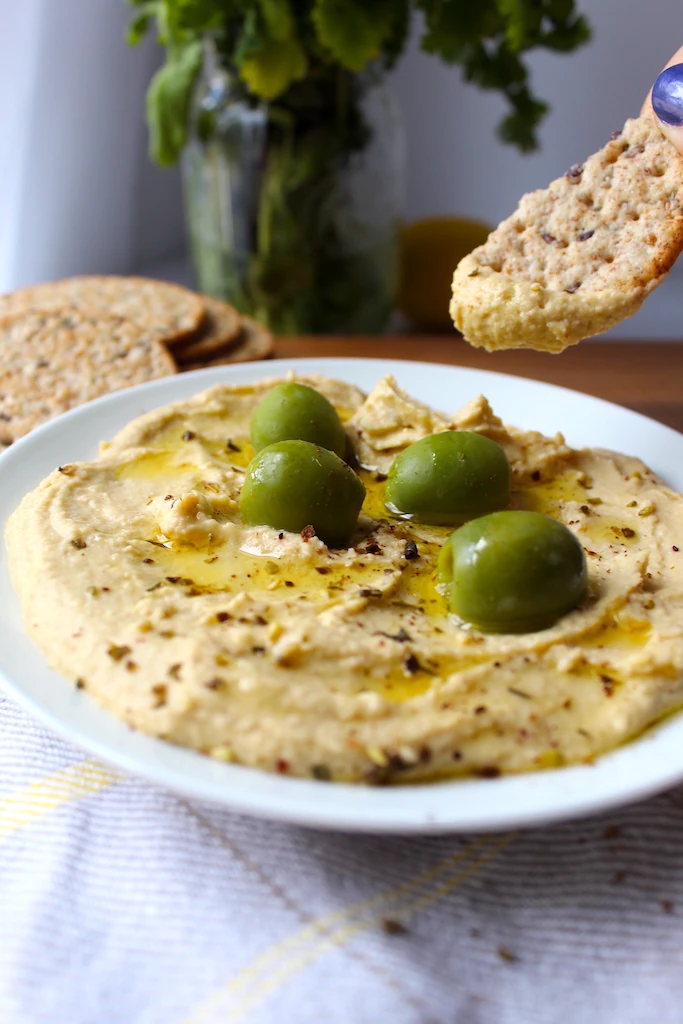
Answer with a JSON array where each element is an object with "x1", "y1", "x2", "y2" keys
[{"x1": 652, "y1": 63, "x2": 683, "y2": 127}]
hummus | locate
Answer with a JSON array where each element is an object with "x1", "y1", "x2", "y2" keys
[{"x1": 7, "y1": 373, "x2": 683, "y2": 783}]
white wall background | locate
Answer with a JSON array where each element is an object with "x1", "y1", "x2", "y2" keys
[
  {"x1": 1, "y1": 0, "x2": 681, "y2": 336},
  {"x1": 0, "y1": 0, "x2": 185, "y2": 291}
]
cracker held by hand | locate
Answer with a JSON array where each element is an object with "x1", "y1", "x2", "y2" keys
[
  {"x1": 0, "y1": 308, "x2": 176, "y2": 447},
  {"x1": 450, "y1": 114, "x2": 683, "y2": 353}
]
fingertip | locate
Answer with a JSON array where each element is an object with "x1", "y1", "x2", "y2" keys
[
  {"x1": 654, "y1": 120, "x2": 683, "y2": 157},
  {"x1": 648, "y1": 61, "x2": 683, "y2": 154}
]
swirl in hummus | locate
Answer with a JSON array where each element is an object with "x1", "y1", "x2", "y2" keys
[{"x1": 6, "y1": 373, "x2": 683, "y2": 783}]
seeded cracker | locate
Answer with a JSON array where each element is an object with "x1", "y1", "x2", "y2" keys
[
  {"x1": 171, "y1": 296, "x2": 242, "y2": 364},
  {"x1": 182, "y1": 315, "x2": 274, "y2": 370},
  {"x1": 0, "y1": 276, "x2": 206, "y2": 346},
  {"x1": 450, "y1": 113, "x2": 683, "y2": 353},
  {"x1": 0, "y1": 308, "x2": 176, "y2": 447}
]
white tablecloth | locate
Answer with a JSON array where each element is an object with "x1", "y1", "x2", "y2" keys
[{"x1": 2, "y1": 690, "x2": 682, "y2": 1024}]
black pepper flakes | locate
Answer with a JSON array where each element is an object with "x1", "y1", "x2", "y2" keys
[
  {"x1": 226, "y1": 439, "x2": 241, "y2": 452},
  {"x1": 375, "y1": 471, "x2": 388, "y2": 482},
  {"x1": 365, "y1": 542, "x2": 382, "y2": 555},
  {"x1": 404, "y1": 653, "x2": 421, "y2": 674},
  {"x1": 75, "y1": 678, "x2": 86, "y2": 690},
  {"x1": 541, "y1": 232, "x2": 556, "y2": 244},
  {"x1": 674, "y1": 546, "x2": 679, "y2": 552},
  {"x1": 404, "y1": 539, "x2": 419, "y2": 561},
  {"x1": 205, "y1": 677, "x2": 224, "y2": 690},
  {"x1": 374, "y1": 627, "x2": 412, "y2": 643},
  {"x1": 565, "y1": 162, "x2": 584, "y2": 179},
  {"x1": 577, "y1": 230, "x2": 595, "y2": 242},
  {"x1": 600, "y1": 674, "x2": 615, "y2": 697},
  {"x1": 315, "y1": 566, "x2": 331, "y2": 575},
  {"x1": 478, "y1": 766, "x2": 501, "y2": 779},
  {"x1": 530, "y1": 470, "x2": 541, "y2": 482},
  {"x1": 311, "y1": 764, "x2": 332, "y2": 781},
  {"x1": 382, "y1": 918, "x2": 408, "y2": 936},
  {"x1": 359, "y1": 587, "x2": 384, "y2": 598},
  {"x1": 621, "y1": 527, "x2": 636, "y2": 539},
  {"x1": 182, "y1": 431, "x2": 196, "y2": 441}
]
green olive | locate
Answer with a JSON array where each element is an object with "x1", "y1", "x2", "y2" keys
[
  {"x1": 438, "y1": 510, "x2": 588, "y2": 633},
  {"x1": 384, "y1": 431, "x2": 511, "y2": 525},
  {"x1": 250, "y1": 382, "x2": 347, "y2": 458},
  {"x1": 240, "y1": 440, "x2": 365, "y2": 547}
]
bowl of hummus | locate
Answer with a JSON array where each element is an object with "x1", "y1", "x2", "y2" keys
[{"x1": 3, "y1": 357, "x2": 683, "y2": 832}]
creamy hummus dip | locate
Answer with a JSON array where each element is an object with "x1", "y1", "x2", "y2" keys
[{"x1": 7, "y1": 374, "x2": 683, "y2": 783}]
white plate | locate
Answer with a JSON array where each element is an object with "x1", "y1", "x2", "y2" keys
[{"x1": 2, "y1": 356, "x2": 683, "y2": 835}]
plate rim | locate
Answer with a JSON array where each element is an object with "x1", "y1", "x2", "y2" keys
[{"x1": 2, "y1": 354, "x2": 683, "y2": 835}]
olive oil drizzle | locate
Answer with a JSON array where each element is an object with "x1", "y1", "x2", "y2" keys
[{"x1": 122, "y1": 421, "x2": 651, "y2": 705}]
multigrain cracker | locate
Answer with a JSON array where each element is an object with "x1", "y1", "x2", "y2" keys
[
  {"x1": 171, "y1": 296, "x2": 242, "y2": 363},
  {"x1": 182, "y1": 315, "x2": 274, "y2": 370},
  {"x1": 0, "y1": 308, "x2": 176, "y2": 447},
  {"x1": 450, "y1": 113, "x2": 683, "y2": 353},
  {"x1": 0, "y1": 276, "x2": 205, "y2": 346}
]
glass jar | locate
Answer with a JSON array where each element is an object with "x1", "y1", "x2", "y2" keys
[{"x1": 182, "y1": 40, "x2": 405, "y2": 334}]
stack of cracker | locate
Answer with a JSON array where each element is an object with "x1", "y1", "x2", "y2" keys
[{"x1": 0, "y1": 276, "x2": 274, "y2": 449}]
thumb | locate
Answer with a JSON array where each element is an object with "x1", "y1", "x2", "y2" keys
[{"x1": 643, "y1": 46, "x2": 683, "y2": 156}]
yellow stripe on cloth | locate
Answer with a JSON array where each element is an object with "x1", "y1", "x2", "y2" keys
[
  {"x1": 0, "y1": 759, "x2": 122, "y2": 840},
  {"x1": 185, "y1": 832, "x2": 515, "y2": 1024}
]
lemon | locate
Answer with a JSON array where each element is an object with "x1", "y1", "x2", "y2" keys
[{"x1": 397, "y1": 216, "x2": 492, "y2": 332}]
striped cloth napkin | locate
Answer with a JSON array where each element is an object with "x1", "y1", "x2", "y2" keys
[{"x1": 2, "y1": 689, "x2": 683, "y2": 1024}]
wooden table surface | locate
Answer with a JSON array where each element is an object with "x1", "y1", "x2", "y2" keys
[{"x1": 274, "y1": 336, "x2": 683, "y2": 434}]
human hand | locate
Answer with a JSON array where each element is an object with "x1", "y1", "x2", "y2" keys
[{"x1": 644, "y1": 46, "x2": 683, "y2": 155}]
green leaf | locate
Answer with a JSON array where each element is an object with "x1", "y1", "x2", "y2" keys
[
  {"x1": 312, "y1": 0, "x2": 392, "y2": 72},
  {"x1": 126, "y1": 1, "x2": 159, "y2": 45},
  {"x1": 381, "y1": 0, "x2": 411, "y2": 69},
  {"x1": 420, "y1": 0, "x2": 501, "y2": 59},
  {"x1": 495, "y1": 0, "x2": 542, "y2": 51},
  {"x1": 145, "y1": 40, "x2": 203, "y2": 165},
  {"x1": 259, "y1": 0, "x2": 294, "y2": 41},
  {"x1": 541, "y1": 14, "x2": 591, "y2": 52},
  {"x1": 497, "y1": 87, "x2": 548, "y2": 151},
  {"x1": 234, "y1": 6, "x2": 264, "y2": 63},
  {"x1": 240, "y1": 36, "x2": 308, "y2": 99}
]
